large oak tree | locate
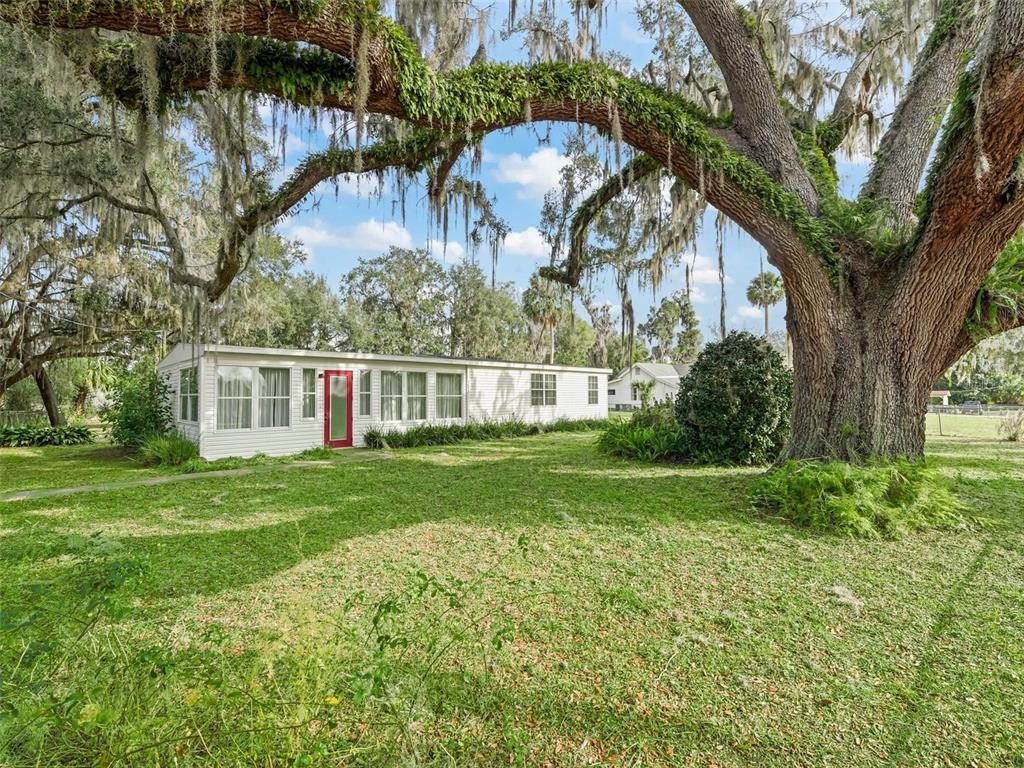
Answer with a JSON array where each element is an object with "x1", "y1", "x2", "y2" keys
[{"x1": 4, "y1": 0, "x2": 1024, "y2": 459}]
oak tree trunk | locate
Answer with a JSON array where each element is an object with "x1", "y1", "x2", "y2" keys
[
  {"x1": 782, "y1": 271, "x2": 941, "y2": 461},
  {"x1": 33, "y1": 366, "x2": 65, "y2": 427}
]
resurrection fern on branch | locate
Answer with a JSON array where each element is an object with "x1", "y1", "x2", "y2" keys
[{"x1": 5, "y1": 0, "x2": 1024, "y2": 461}]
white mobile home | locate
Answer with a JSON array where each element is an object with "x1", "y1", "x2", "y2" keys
[
  {"x1": 607, "y1": 362, "x2": 689, "y2": 410},
  {"x1": 157, "y1": 344, "x2": 610, "y2": 459}
]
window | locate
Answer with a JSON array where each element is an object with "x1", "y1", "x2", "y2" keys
[
  {"x1": 302, "y1": 369, "x2": 316, "y2": 419},
  {"x1": 588, "y1": 375, "x2": 599, "y2": 405},
  {"x1": 530, "y1": 373, "x2": 556, "y2": 406},
  {"x1": 359, "y1": 371, "x2": 371, "y2": 416},
  {"x1": 217, "y1": 366, "x2": 252, "y2": 429},
  {"x1": 381, "y1": 371, "x2": 403, "y2": 421},
  {"x1": 179, "y1": 367, "x2": 198, "y2": 422},
  {"x1": 608, "y1": 389, "x2": 616, "y2": 396},
  {"x1": 436, "y1": 373, "x2": 463, "y2": 419},
  {"x1": 406, "y1": 372, "x2": 427, "y2": 420},
  {"x1": 257, "y1": 367, "x2": 290, "y2": 428},
  {"x1": 631, "y1": 384, "x2": 641, "y2": 401}
]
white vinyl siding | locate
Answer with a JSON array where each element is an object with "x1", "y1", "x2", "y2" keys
[
  {"x1": 159, "y1": 344, "x2": 607, "y2": 459},
  {"x1": 381, "y1": 371, "x2": 403, "y2": 421},
  {"x1": 436, "y1": 373, "x2": 463, "y2": 419},
  {"x1": 179, "y1": 367, "x2": 198, "y2": 422},
  {"x1": 531, "y1": 373, "x2": 557, "y2": 406},
  {"x1": 257, "y1": 368, "x2": 290, "y2": 428},
  {"x1": 301, "y1": 369, "x2": 316, "y2": 419},
  {"x1": 406, "y1": 372, "x2": 427, "y2": 421},
  {"x1": 588, "y1": 375, "x2": 599, "y2": 405},
  {"x1": 217, "y1": 367, "x2": 252, "y2": 430},
  {"x1": 359, "y1": 370, "x2": 371, "y2": 416}
]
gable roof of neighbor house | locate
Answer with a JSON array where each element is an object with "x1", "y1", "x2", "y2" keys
[
  {"x1": 158, "y1": 343, "x2": 611, "y2": 374},
  {"x1": 609, "y1": 362, "x2": 690, "y2": 387}
]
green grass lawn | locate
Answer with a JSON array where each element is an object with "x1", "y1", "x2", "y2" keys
[
  {"x1": 925, "y1": 412, "x2": 1007, "y2": 439},
  {"x1": 1, "y1": 432, "x2": 1023, "y2": 766}
]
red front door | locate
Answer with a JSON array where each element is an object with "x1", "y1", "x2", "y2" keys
[{"x1": 323, "y1": 370, "x2": 353, "y2": 448}]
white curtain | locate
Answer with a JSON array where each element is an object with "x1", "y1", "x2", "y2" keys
[
  {"x1": 381, "y1": 371, "x2": 402, "y2": 421},
  {"x1": 258, "y1": 368, "x2": 290, "y2": 427},
  {"x1": 407, "y1": 372, "x2": 427, "y2": 420},
  {"x1": 436, "y1": 373, "x2": 462, "y2": 419},
  {"x1": 217, "y1": 367, "x2": 252, "y2": 429}
]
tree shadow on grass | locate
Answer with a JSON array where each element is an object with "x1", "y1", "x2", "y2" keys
[{"x1": 0, "y1": 437, "x2": 761, "y2": 604}]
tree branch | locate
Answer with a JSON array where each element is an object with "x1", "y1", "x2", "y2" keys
[
  {"x1": 540, "y1": 154, "x2": 661, "y2": 287},
  {"x1": 9, "y1": 1, "x2": 835, "y2": 299},
  {"x1": 898, "y1": 0, "x2": 1024, "y2": 377},
  {"x1": 859, "y1": 0, "x2": 988, "y2": 226},
  {"x1": 678, "y1": 0, "x2": 819, "y2": 211}
]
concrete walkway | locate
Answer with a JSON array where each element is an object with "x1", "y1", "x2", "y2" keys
[{"x1": 1, "y1": 451, "x2": 391, "y2": 503}]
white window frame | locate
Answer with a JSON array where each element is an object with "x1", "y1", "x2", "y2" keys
[
  {"x1": 179, "y1": 366, "x2": 198, "y2": 422},
  {"x1": 359, "y1": 370, "x2": 372, "y2": 417},
  {"x1": 588, "y1": 375, "x2": 599, "y2": 405},
  {"x1": 301, "y1": 368, "x2": 316, "y2": 419},
  {"x1": 406, "y1": 371, "x2": 427, "y2": 422},
  {"x1": 216, "y1": 366, "x2": 253, "y2": 430},
  {"x1": 256, "y1": 367, "x2": 291, "y2": 429},
  {"x1": 435, "y1": 372, "x2": 463, "y2": 420},
  {"x1": 380, "y1": 370, "x2": 403, "y2": 422},
  {"x1": 530, "y1": 373, "x2": 557, "y2": 406}
]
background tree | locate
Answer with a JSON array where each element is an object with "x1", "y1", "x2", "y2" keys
[
  {"x1": 339, "y1": 247, "x2": 448, "y2": 356},
  {"x1": 746, "y1": 268, "x2": 785, "y2": 337},
  {"x1": 522, "y1": 274, "x2": 562, "y2": 364},
  {"x1": 9, "y1": 0, "x2": 1024, "y2": 459},
  {"x1": 638, "y1": 290, "x2": 701, "y2": 363},
  {"x1": 446, "y1": 262, "x2": 531, "y2": 360}
]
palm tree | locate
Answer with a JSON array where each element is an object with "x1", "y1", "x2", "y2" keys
[
  {"x1": 746, "y1": 261, "x2": 785, "y2": 337},
  {"x1": 522, "y1": 274, "x2": 561, "y2": 363}
]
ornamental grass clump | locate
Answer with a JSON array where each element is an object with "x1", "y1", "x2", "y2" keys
[
  {"x1": 138, "y1": 432, "x2": 199, "y2": 467},
  {"x1": 752, "y1": 460, "x2": 975, "y2": 538}
]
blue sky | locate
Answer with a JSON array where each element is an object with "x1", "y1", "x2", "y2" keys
[{"x1": 268, "y1": 3, "x2": 871, "y2": 341}]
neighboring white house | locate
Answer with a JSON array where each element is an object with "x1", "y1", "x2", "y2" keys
[
  {"x1": 157, "y1": 343, "x2": 610, "y2": 459},
  {"x1": 607, "y1": 362, "x2": 690, "y2": 410}
]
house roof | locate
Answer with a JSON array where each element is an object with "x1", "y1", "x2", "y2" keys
[
  {"x1": 158, "y1": 343, "x2": 611, "y2": 374},
  {"x1": 609, "y1": 362, "x2": 690, "y2": 385}
]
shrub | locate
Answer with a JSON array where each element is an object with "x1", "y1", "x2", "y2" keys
[
  {"x1": 675, "y1": 331, "x2": 792, "y2": 465},
  {"x1": 138, "y1": 432, "x2": 199, "y2": 466},
  {"x1": 101, "y1": 365, "x2": 173, "y2": 448},
  {"x1": 0, "y1": 424, "x2": 94, "y2": 447},
  {"x1": 998, "y1": 410, "x2": 1024, "y2": 441},
  {"x1": 628, "y1": 398, "x2": 677, "y2": 429},
  {"x1": 752, "y1": 460, "x2": 975, "y2": 538},
  {"x1": 596, "y1": 419, "x2": 683, "y2": 462},
  {"x1": 363, "y1": 417, "x2": 609, "y2": 449}
]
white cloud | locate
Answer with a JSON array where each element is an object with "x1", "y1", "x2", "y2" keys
[
  {"x1": 688, "y1": 285, "x2": 712, "y2": 304},
  {"x1": 428, "y1": 239, "x2": 466, "y2": 264},
  {"x1": 737, "y1": 305, "x2": 763, "y2": 319},
  {"x1": 278, "y1": 217, "x2": 342, "y2": 253},
  {"x1": 351, "y1": 218, "x2": 414, "y2": 252},
  {"x1": 688, "y1": 254, "x2": 733, "y2": 286},
  {"x1": 502, "y1": 227, "x2": 550, "y2": 260},
  {"x1": 492, "y1": 147, "x2": 570, "y2": 200},
  {"x1": 278, "y1": 216, "x2": 413, "y2": 257}
]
